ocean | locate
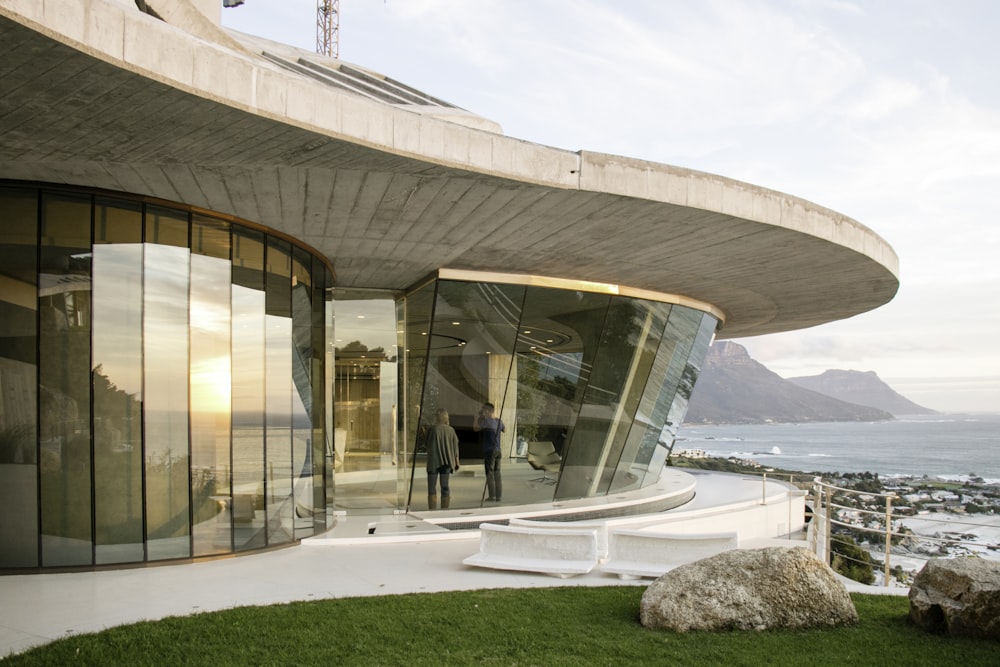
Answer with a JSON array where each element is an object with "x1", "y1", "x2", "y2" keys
[{"x1": 676, "y1": 413, "x2": 1000, "y2": 484}]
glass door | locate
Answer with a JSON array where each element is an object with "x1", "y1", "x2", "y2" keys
[{"x1": 332, "y1": 292, "x2": 400, "y2": 512}]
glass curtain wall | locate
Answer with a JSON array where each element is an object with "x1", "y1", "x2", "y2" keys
[
  {"x1": 402, "y1": 275, "x2": 718, "y2": 511},
  {"x1": 0, "y1": 184, "x2": 331, "y2": 570},
  {"x1": 410, "y1": 280, "x2": 525, "y2": 510}
]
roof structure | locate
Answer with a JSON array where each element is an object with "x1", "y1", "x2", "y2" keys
[{"x1": 0, "y1": 0, "x2": 899, "y2": 338}]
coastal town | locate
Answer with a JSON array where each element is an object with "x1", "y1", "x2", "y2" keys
[{"x1": 672, "y1": 449, "x2": 1000, "y2": 586}]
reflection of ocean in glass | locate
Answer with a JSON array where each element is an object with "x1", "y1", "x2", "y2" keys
[
  {"x1": 230, "y1": 426, "x2": 310, "y2": 492},
  {"x1": 678, "y1": 414, "x2": 1000, "y2": 482}
]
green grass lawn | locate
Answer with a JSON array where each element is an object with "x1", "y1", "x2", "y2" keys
[{"x1": 4, "y1": 588, "x2": 994, "y2": 666}]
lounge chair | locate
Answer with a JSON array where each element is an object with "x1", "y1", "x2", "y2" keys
[{"x1": 527, "y1": 441, "x2": 561, "y2": 484}]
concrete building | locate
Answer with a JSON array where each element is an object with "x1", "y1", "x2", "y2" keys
[{"x1": 0, "y1": 0, "x2": 898, "y2": 571}]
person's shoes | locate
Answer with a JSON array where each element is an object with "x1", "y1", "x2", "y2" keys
[{"x1": 486, "y1": 497, "x2": 496, "y2": 501}]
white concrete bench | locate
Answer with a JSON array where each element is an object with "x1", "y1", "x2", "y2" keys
[
  {"x1": 508, "y1": 518, "x2": 609, "y2": 561},
  {"x1": 462, "y1": 523, "x2": 600, "y2": 578},
  {"x1": 601, "y1": 530, "x2": 739, "y2": 580}
]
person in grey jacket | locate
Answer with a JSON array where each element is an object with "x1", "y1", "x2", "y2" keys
[{"x1": 425, "y1": 408, "x2": 460, "y2": 509}]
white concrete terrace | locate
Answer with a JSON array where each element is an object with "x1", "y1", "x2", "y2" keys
[{"x1": 0, "y1": 470, "x2": 822, "y2": 658}]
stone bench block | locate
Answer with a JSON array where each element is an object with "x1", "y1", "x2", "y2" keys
[
  {"x1": 601, "y1": 530, "x2": 739, "y2": 579},
  {"x1": 462, "y1": 523, "x2": 600, "y2": 578}
]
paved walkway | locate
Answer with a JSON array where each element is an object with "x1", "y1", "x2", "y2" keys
[{"x1": 0, "y1": 471, "x2": 899, "y2": 658}]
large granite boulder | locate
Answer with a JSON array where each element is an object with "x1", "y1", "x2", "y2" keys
[
  {"x1": 908, "y1": 557, "x2": 1000, "y2": 639},
  {"x1": 640, "y1": 546, "x2": 857, "y2": 632}
]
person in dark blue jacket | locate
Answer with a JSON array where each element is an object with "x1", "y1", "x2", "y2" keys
[{"x1": 474, "y1": 402, "x2": 505, "y2": 502}]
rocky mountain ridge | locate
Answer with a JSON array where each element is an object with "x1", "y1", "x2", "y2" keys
[
  {"x1": 787, "y1": 369, "x2": 935, "y2": 416},
  {"x1": 683, "y1": 341, "x2": 931, "y2": 425}
]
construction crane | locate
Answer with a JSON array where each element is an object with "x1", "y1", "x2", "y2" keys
[{"x1": 317, "y1": 0, "x2": 340, "y2": 59}]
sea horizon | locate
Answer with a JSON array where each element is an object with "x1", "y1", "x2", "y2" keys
[{"x1": 676, "y1": 412, "x2": 1000, "y2": 484}]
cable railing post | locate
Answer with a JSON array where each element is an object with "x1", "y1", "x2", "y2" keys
[
  {"x1": 761, "y1": 471, "x2": 767, "y2": 505},
  {"x1": 824, "y1": 486, "x2": 833, "y2": 566},
  {"x1": 809, "y1": 479, "x2": 821, "y2": 556},
  {"x1": 884, "y1": 494, "x2": 893, "y2": 588},
  {"x1": 787, "y1": 474, "x2": 793, "y2": 537}
]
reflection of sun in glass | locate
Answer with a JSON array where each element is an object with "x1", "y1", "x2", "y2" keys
[{"x1": 191, "y1": 356, "x2": 232, "y2": 414}]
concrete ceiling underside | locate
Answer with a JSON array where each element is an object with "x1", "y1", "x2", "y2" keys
[{"x1": 0, "y1": 10, "x2": 899, "y2": 339}]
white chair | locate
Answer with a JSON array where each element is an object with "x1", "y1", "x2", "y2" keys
[{"x1": 527, "y1": 441, "x2": 561, "y2": 484}]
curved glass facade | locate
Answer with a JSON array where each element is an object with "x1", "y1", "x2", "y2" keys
[
  {"x1": 395, "y1": 273, "x2": 718, "y2": 512},
  {"x1": 325, "y1": 278, "x2": 717, "y2": 516},
  {"x1": 0, "y1": 183, "x2": 718, "y2": 570},
  {"x1": 0, "y1": 185, "x2": 333, "y2": 569}
]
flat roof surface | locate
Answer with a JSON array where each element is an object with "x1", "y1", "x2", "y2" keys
[{"x1": 0, "y1": 1, "x2": 899, "y2": 337}]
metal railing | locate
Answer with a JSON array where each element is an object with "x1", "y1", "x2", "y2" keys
[{"x1": 808, "y1": 477, "x2": 999, "y2": 587}]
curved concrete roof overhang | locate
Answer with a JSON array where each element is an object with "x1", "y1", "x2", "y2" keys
[{"x1": 0, "y1": 1, "x2": 899, "y2": 339}]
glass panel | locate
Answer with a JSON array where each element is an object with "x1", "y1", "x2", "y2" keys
[
  {"x1": 324, "y1": 272, "x2": 336, "y2": 526},
  {"x1": 418, "y1": 280, "x2": 524, "y2": 510},
  {"x1": 0, "y1": 187, "x2": 40, "y2": 567},
  {"x1": 266, "y1": 237, "x2": 293, "y2": 545},
  {"x1": 555, "y1": 297, "x2": 646, "y2": 499},
  {"x1": 39, "y1": 192, "x2": 93, "y2": 567},
  {"x1": 92, "y1": 199, "x2": 144, "y2": 564},
  {"x1": 401, "y1": 284, "x2": 433, "y2": 508},
  {"x1": 232, "y1": 228, "x2": 266, "y2": 551},
  {"x1": 511, "y1": 288, "x2": 610, "y2": 502},
  {"x1": 587, "y1": 298, "x2": 672, "y2": 496},
  {"x1": 311, "y1": 261, "x2": 330, "y2": 534},
  {"x1": 653, "y1": 312, "x2": 717, "y2": 472},
  {"x1": 144, "y1": 208, "x2": 191, "y2": 561},
  {"x1": 145, "y1": 205, "x2": 189, "y2": 248},
  {"x1": 629, "y1": 308, "x2": 701, "y2": 484},
  {"x1": 190, "y1": 217, "x2": 232, "y2": 557},
  {"x1": 290, "y1": 246, "x2": 313, "y2": 540},
  {"x1": 608, "y1": 303, "x2": 678, "y2": 494},
  {"x1": 333, "y1": 290, "x2": 401, "y2": 513}
]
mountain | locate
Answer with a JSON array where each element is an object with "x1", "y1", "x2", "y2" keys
[
  {"x1": 787, "y1": 370, "x2": 936, "y2": 417},
  {"x1": 683, "y1": 341, "x2": 894, "y2": 425}
]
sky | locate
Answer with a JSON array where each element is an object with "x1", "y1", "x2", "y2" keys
[{"x1": 222, "y1": 1, "x2": 1000, "y2": 414}]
